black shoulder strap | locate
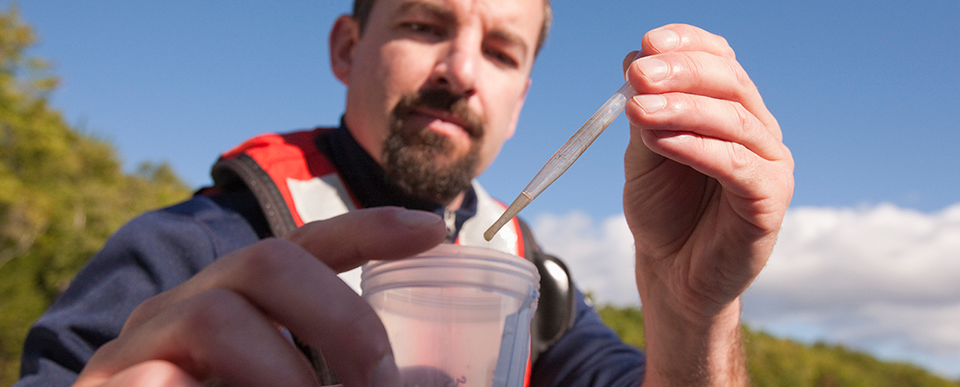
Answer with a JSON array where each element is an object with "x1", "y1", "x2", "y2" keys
[
  {"x1": 518, "y1": 219, "x2": 577, "y2": 366},
  {"x1": 209, "y1": 152, "x2": 341, "y2": 385},
  {"x1": 211, "y1": 154, "x2": 299, "y2": 237}
]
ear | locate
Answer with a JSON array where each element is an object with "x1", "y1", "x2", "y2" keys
[
  {"x1": 506, "y1": 78, "x2": 532, "y2": 139},
  {"x1": 329, "y1": 15, "x2": 360, "y2": 85}
]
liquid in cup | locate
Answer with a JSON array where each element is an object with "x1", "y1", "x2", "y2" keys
[{"x1": 361, "y1": 244, "x2": 540, "y2": 387}]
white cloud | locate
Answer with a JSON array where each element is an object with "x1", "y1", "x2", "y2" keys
[
  {"x1": 532, "y1": 211, "x2": 638, "y2": 306},
  {"x1": 530, "y1": 203, "x2": 960, "y2": 378},
  {"x1": 745, "y1": 203, "x2": 960, "y2": 378}
]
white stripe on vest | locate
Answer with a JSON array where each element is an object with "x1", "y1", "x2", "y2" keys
[{"x1": 286, "y1": 173, "x2": 521, "y2": 292}]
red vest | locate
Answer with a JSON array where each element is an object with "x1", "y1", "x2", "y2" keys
[
  {"x1": 211, "y1": 128, "x2": 576, "y2": 386},
  {"x1": 213, "y1": 127, "x2": 526, "y2": 256}
]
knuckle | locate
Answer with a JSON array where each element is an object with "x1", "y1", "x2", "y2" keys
[
  {"x1": 180, "y1": 289, "x2": 250, "y2": 337},
  {"x1": 717, "y1": 35, "x2": 736, "y2": 59},
  {"x1": 677, "y1": 93, "x2": 701, "y2": 117},
  {"x1": 307, "y1": 301, "x2": 392, "y2": 376},
  {"x1": 729, "y1": 142, "x2": 753, "y2": 173},
  {"x1": 732, "y1": 103, "x2": 753, "y2": 137},
  {"x1": 125, "y1": 296, "x2": 163, "y2": 331},
  {"x1": 725, "y1": 58, "x2": 748, "y2": 87},
  {"x1": 339, "y1": 305, "x2": 392, "y2": 353},
  {"x1": 727, "y1": 143, "x2": 765, "y2": 197},
  {"x1": 238, "y1": 238, "x2": 303, "y2": 279},
  {"x1": 250, "y1": 237, "x2": 295, "y2": 255},
  {"x1": 677, "y1": 52, "x2": 703, "y2": 81},
  {"x1": 340, "y1": 302, "x2": 382, "y2": 333}
]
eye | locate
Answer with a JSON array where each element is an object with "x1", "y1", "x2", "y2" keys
[
  {"x1": 401, "y1": 22, "x2": 443, "y2": 38},
  {"x1": 484, "y1": 48, "x2": 519, "y2": 68}
]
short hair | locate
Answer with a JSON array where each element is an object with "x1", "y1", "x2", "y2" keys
[{"x1": 352, "y1": 0, "x2": 552, "y2": 57}]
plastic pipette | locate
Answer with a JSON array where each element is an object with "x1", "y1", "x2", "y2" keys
[{"x1": 484, "y1": 81, "x2": 638, "y2": 241}]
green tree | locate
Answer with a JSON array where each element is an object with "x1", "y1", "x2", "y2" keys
[{"x1": 0, "y1": 6, "x2": 192, "y2": 385}]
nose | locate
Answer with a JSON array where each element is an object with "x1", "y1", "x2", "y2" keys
[{"x1": 431, "y1": 35, "x2": 479, "y2": 97}]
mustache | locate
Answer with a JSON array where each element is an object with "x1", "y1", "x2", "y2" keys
[{"x1": 392, "y1": 88, "x2": 484, "y2": 139}]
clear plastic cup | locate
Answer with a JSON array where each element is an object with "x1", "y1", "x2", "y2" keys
[{"x1": 361, "y1": 244, "x2": 540, "y2": 387}]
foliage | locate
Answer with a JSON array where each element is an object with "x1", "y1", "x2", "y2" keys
[
  {"x1": 597, "y1": 304, "x2": 960, "y2": 387},
  {"x1": 0, "y1": 6, "x2": 192, "y2": 385}
]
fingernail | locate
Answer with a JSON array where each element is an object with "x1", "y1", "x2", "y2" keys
[
  {"x1": 395, "y1": 209, "x2": 442, "y2": 228},
  {"x1": 636, "y1": 57, "x2": 669, "y2": 82},
  {"x1": 648, "y1": 28, "x2": 679, "y2": 52},
  {"x1": 634, "y1": 94, "x2": 666, "y2": 114},
  {"x1": 372, "y1": 354, "x2": 401, "y2": 386}
]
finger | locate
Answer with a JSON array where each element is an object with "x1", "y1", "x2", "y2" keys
[
  {"x1": 209, "y1": 239, "x2": 402, "y2": 387},
  {"x1": 79, "y1": 290, "x2": 318, "y2": 387},
  {"x1": 625, "y1": 94, "x2": 793, "y2": 200},
  {"x1": 629, "y1": 118, "x2": 794, "y2": 238},
  {"x1": 285, "y1": 206, "x2": 446, "y2": 272},
  {"x1": 622, "y1": 50, "x2": 642, "y2": 79},
  {"x1": 626, "y1": 51, "x2": 779, "y2": 139},
  {"x1": 626, "y1": 92, "x2": 784, "y2": 163},
  {"x1": 641, "y1": 24, "x2": 736, "y2": 59},
  {"x1": 117, "y1": 208, "x2": 442, "y2": 385},
  {"x1": 125, "y1": 240, "x2": 402, "y2": 386},
  {"x1": 85, "y1": 361, "x2": 204, "y2": 387},
  {"x1": 124, "y1": 207, "x2": 444, "y2": 329}
]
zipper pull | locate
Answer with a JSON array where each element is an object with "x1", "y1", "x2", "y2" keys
[{"x1": 444, "y1": 208, "x2": 457, "y2": 243}]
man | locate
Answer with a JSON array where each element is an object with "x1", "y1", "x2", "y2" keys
[{"x1": 17, "y1": 0, "x2": 794, "y2": 386}]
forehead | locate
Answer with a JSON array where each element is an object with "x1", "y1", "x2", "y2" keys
[{"x1": 374, "y1": 0, "x2": 544, "y2": 47}]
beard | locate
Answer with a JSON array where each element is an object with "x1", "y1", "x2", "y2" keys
[{"x1": 382, "y1": 88, "x2": 485, "y2": 204}]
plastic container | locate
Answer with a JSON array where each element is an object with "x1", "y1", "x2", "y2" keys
[{"x1": 361, "y1": 244, "x2": 540, "y2": 387}]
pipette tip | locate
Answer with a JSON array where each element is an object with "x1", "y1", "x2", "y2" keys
[{"x1": 483, "y1": 192, "x2": 533, "y2": 241}]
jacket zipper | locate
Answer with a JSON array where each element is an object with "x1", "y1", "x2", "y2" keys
[{"x1": 444, "y1": 208, "x2": 457, "y2": 243}]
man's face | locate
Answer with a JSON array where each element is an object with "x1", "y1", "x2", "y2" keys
[{"x1": 334, "y1": 0, "x2": 542, "y2": 203}]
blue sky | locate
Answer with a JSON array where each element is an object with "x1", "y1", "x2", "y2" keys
[
  {"x1": 8, "y1": 0, "x2": 960, "y2": 379},
  {"x1": 11, "y1": 0, "x2": 959, "y2": 217}
]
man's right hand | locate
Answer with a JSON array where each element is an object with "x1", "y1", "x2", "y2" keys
[{"x1": 71, "y1": 207, "x2": 447, "y2": 387}]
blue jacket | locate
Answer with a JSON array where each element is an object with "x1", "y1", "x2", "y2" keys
[{"x1": 16, "y1": 125, "x2": 645, "y2": 386}]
